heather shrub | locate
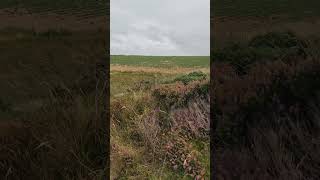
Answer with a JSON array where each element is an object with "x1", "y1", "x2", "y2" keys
[
  {"x1": 152, "y1": 80, "x2": 209, "y2": 110},
  {"x1": 111, "y1": 72, "x2": 210, "y2": 179},
  {"x1": 214, "y1": 32, "x2": 320, "y2": 179},
  {"x1": 213, "y1": 57, "x2": 320, "y2": 145}
]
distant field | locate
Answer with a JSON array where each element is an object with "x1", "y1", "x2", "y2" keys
[
  {"x1": 110, "y1": 55, "x2": 210, "y2": 68},
  {"x1": 0, "y1": 0, "x2": 106, "y2": 9},
  {"x1": 213, "y1": 0, "x2": 320, "y2": 17},
  {"x1": 0, "y1": 0, "x2": 107, "y2": 16}
]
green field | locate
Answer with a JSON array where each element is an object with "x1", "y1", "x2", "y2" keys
[
  {"x1": 111, "y1": 55, "x2": 210, "y2": 68},
  {"x1": 213, "y1": 0, "x2": 320, "y2": 17}
]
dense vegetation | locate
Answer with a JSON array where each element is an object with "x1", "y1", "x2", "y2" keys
[
  {"x1": 0, "y1": 28, "x2": 108, "y2": 179},
  {"x1": 213, "y1": 31, "x2": 320, "y2": 179},
  {"x1": 110, "y1": 58, "x2": 210, "y2": 179}
]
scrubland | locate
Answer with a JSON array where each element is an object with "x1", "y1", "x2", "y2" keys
[{"x1": 110, "y1": 57, "x2": 210, "y2": 179}]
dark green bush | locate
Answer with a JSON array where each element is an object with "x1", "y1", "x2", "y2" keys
[
  {"x1": 213, "y1": 32, "x2": 309, "y2": 75},
  {"x1": 171, "y1": 71, "x2": 207, "y2": 85}
]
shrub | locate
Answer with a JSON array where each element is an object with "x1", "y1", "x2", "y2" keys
[
  {"x1": 213, "y1": 32, "x2": 309, "y2": 75},
  {"x1": 171, "y1": 71, "x2": 207, "y2": 85},
  {"x1": 152, "y1": 80, "x2": 209, "y2": 110}
]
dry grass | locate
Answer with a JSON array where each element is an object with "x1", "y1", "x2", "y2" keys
[{"x1": 111, "y1": 64, "x2": 209, "y2": 75}]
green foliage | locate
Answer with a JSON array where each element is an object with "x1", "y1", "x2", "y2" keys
[
  {"x1": 213, "y1": 32, "x2": 308, "y2": 74},
  {"x1": 152, "y1": 80, "x2": 209, "y2": 110},
  {"x1": 171, "y1": 71, "x2": 207, "y2": 85}
]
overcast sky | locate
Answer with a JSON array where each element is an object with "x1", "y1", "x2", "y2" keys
[{"x1": 110, "y1": 0, "x2": 210, "y2": 56}]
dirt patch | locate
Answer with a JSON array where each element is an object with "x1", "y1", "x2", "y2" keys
[
  {"x1": 213, "y1": 15, "x2": 320, "y2": 47},
  {"x1": 0, "y1": 8, "x2": 107, "y2": 31},
  {"x1": 110, "y1": 64, "x2": 209, "y2": 74}
]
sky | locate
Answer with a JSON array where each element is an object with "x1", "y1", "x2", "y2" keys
[{"x1": 110, "y1": 0, "x2": 210, "y2": 56}]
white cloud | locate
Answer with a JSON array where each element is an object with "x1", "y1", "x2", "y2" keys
[{"x1": 110, "y1": 0, "x2": 209, "y2": 56}]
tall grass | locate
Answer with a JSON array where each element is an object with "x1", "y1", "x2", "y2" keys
[{"x1": 0, "y1": 85, "x2": 107, "y2": 180}]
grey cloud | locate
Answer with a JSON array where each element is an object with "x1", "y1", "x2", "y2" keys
[{"x1": 111, "y1": 0, "x2": 209, "y2": 56}]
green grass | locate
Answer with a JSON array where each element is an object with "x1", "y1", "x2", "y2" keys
[
  {"x1": 110, "y1": 72, "x2": 174, "y2": 97},
  {"x1": 213, "y1": 0, "x2": 320, "y2": 17},
  {"x1": 110, "y1": 55, "x2": 210, "y2": 68}
]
